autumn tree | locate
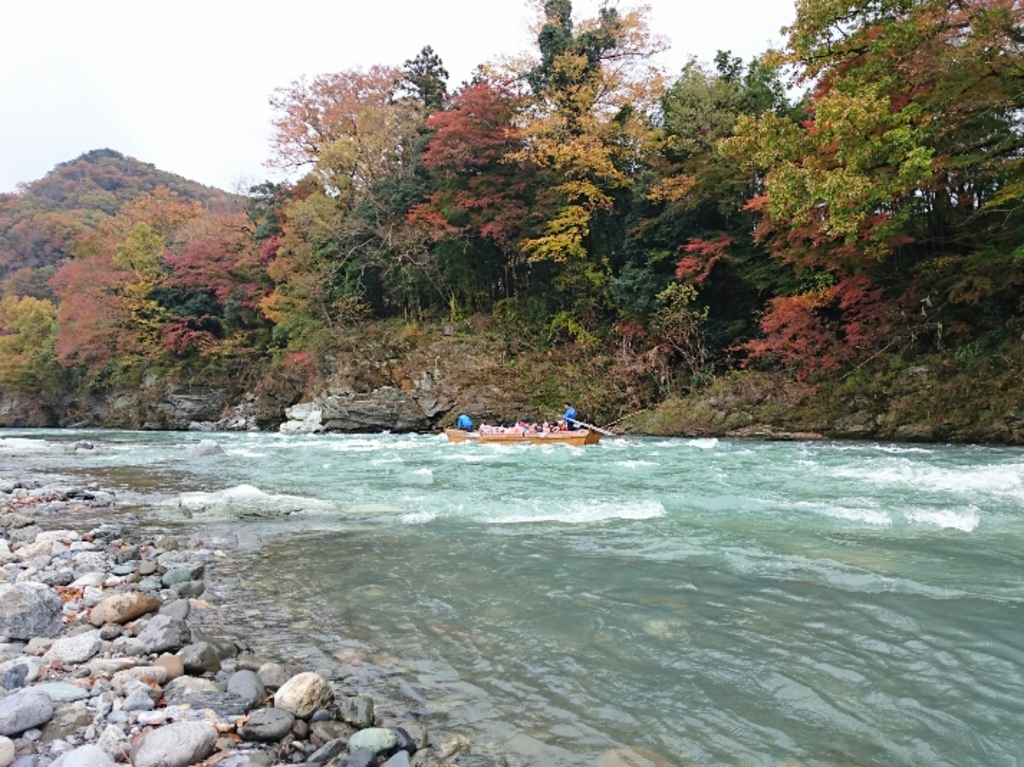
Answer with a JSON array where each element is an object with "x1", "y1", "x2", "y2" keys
[
  {"x1": 513, "y1": 0, "x2": 667, "y2": 328},
  {"x1": 727, "y1": 0, "x2": 1024, "y2": 374}
]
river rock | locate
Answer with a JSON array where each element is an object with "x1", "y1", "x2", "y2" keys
[
  {"x1": 88, "y1": 592, "x2": 161, "y2": 627},
  {"x1": 178, "y1": 642, "x2": 220, "y2": 675},
  {"x1": 212, "y1": 751, "x2": 273, "y2": 767},
  {"x1": 42, "y1": 631, "x2": 102, "y2": 665},
  {"x1": 182, "y1": 692, "x2": 251, "y2": 718},
  {"x1": 237, "y1": 708, "x2": 295, "y2": 742},
  {"x1": 182, "y1": 439, "x2": 225, "y2": 458},
  {"x1": 382, "y1": 752, "x2": 412, "y2": 767},
  {"x1": 0, "y1": 665, "x2": 29, "y2": 690},
  {"x1": 171, "y1": 580, "x2": 205, "y2": 598},
  {"x1": 256, "y1": 662, "x2": 290, "y2": 690},
  {"x1": 96, "y1": 725, "x2": 130, "y2": 760},
  {"x1": 153, "y1": 653, "x2": 184, "y2": 681},
  {"x1": 0, "y1": 737, "x2": 13, "y2": 767},
  {"x1": 307, "y1": 738, "x2": 348, "y2": 765},
  {"x1": 121, "y1": 690, "x2": 156, "y2": 712},
  {"x1": 0, "y1": 688, "x2": 54, "y2": 736},
  {"x1": 309, "y1": 720, "x2": 355, "y2": 746},
  {"x1": 136, "y1": 614, "x2": 189, "y2": 653},
  {"x1": 160, "y1": 564, "x2": 204, "y2": 588},
  {"x1": 163, "y1": 675, "x2": 218, "y2": 704},
  {"x1": 129, "y1": 721, "x2": 217, "y2": 767},
  {"x1": 39, "y1": 701, "x2": 92, "y2": 742},
  {"x1": 338, "y1": 694, "x2": 374, "y2": 729},
  {"x1": 111, "y1": 665, "x2": 167, "y2": 692},
  {"x1": 593, "y1": 747, "x2": 675, "y2": 767},
  {"x1": 34, "y1": 682, "x2": 87, "y2": 703},
  {"x1": 158, "y1": 599, "x2": 190, "y2": 621},
  {"x1": 273, "y1": 672, "x2": 334, "y2": 719},
  {"x1": 48, "y1": 744, "x2": 113, "y2": 767},
  {"x1": 335, "y1": 750, "x2": 376, "y2": 767},
  {"x1": 226, "y1": 670, "x2": 265, "y2": 709},
  {"x1": 347, "y1": 727, "x2": 398, "y2": 757},
  {"x1": 0, "y1": 583, "x2": 63, "y2": 639}
]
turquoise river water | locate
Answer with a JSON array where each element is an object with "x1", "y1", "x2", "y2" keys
[{"x1": 0, "y1": 429, "x2": 1022, "y2": 766}]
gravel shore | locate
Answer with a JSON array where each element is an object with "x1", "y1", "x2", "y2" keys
[{"x1": 0, "y1": 478, "x2": 490, "y2": 767}]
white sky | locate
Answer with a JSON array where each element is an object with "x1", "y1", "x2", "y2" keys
[{"x1": 0, "y1": 0, "x2": 795, "y2": 194}]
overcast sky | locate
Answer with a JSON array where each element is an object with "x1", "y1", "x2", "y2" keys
[{"x1": 1, "y1": 0, "x2": 795, "y2": 194}]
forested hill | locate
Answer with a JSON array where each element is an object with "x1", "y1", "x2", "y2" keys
[
  {"x1": 0, "y1": 149, "x2": 237, "y2": 280},
  {"x1": 0, "y1": 0, "x2": 1022, "y2": 442}
]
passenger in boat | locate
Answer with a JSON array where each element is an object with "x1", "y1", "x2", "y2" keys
[
  {"x1": 562, "y1": 402, "x2": 578, "y2": 430},
  {"x1": 456, "y1": 413, "x2": 473, "y2": 431}
]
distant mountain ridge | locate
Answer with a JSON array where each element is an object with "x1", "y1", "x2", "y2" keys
[{"x1": 0, "y1": 149, "x2": 238, "y2": 281}]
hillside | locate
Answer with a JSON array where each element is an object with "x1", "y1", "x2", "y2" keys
[{"x1": 0, "y1": 149, "x2": 237, "y2": 283}]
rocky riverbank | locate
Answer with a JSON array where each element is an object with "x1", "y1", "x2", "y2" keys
[{"x1": 0, "y1": 480, "x2": 490, "y2": 767}]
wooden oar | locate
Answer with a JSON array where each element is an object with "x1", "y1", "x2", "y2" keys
[{"x1": 568, "y1": 418, "x2": 638, "y2": 443}]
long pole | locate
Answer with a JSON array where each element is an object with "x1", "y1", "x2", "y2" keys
[{"x1": 568, "y1": 418, "x2": 637, "y2": 443}]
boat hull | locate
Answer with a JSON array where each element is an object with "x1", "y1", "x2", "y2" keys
[{"x1": 444, "y1": 428, "x2": 601, "y2": 446}]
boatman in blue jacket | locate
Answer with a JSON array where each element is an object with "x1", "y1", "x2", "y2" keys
[
  {"x1": 562, "y1": 402, "x2": 578, "y2": 430},
  {"x1": 456, "y1": 413, "x2": 473, "y2": 431}
]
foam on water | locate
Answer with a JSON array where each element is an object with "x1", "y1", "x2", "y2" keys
[
  {"x1": 904, "y1": 506, "x2": 980, "y2": 532},
  {"x1": 169, "y1": 484, "x2": 334, "y2": 518},
  {"x1": 687, "y1": 438, "x2": 719, "y2": 450},
  {"x1": 492, "y1": 498, "x2": 666, "y2": 525},
  {"x1": 402, "y1": 511, "x2": 437, "y2": 525},
  {"x1": 829, "y1": 460, "x2": 1024, "y2": 498},
  {"x1": 794, "y1": 500, "x2": 892, "y2": 527},
  {"x1": 0, "y1": 437, "x2": 60, "y2": 454},
  {"x1": 617, "y1": 459, "x2": 659, "y2": 469}
]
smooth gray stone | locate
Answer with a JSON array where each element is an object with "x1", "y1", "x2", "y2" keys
[
  {"x1": 0, "y1": 584, "x2": 62, "y2": 640},
  {"x1": 388, "y1": 726, "x2": 417, "y2": 756},
  {"x1": 114, "y1": 546, "x2": 140, "y2": 564},
  {"x1": 48, "y1": 743, "x2": 113, "y2": 767},
  {"x1": 182, "y1": 691, "x2": 250, "y2": 718},
  {"x1": 237, "y1": 707, "x2": 295, "y2": 742},
  {"x1": 136, "y1": 578, "x2": 163, "y2": 592},
  {"x1": 226, "y1": 669, "x2": 265, "y2": 709},
  {"x1": 210, "y1": 751, "x2": 273, "y2": 767},
  {"x1": 347, "y1": 728, "x2": 398, "y2": 756},
  {"x1": 136, "y1": 614, "x2": 189, "y2": 654},
  {"x1": 1, "y1": 665, "x2": 28, "y2": 690},
  {"x1": 34, "y1": 683, "x2": 87, "y2": 703},
  {"x1": 382, "y1": 752, "x2": 411, "y2": 767},
  {"x1": 307, "y1": 738, "x2": 347, "y2": 765},
  {"x1": 121, "y1": 691, "x2": 155, "y2": 712},
  {"x1": 138, "y1": 560, "x2": 158, "y2": 576},
  {"x1": 336, "y1": 749, "x2": 375, "y2": 767},
  {"x1": 171, "y1": 580, "x2": 205, "y2": 599},
  {"x1": 178, "y1": 642, "x2": 220, "y2": 675},
  {"x1": 255, "y1": 662, "x2": 289, "y2": 690},
  {"x1": 0, "y1": 689, "x2": 53, "y2": 736},
  {"x1": 111, "y1": 565, "x2": 134, "y2": 576},
  {"x1": 161, "y1": 563, "x2": 204, "y2": 587},
  {"x1": 129, "y1": 721, "x2": 217, "y2": 767},
  {"x1": 158, "y1": 599, "x2": 190, "y2": 621},
  {"x1": 163, "y1": 675, "x2": 218, "y2": 704}
]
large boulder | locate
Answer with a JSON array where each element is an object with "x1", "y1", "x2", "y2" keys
[
  {"x1": 320, "y1": 387, "x2": 430, "y2": 433},
  {"x1": 0, "y1": 583, "x2": 63, "y2": 640}
]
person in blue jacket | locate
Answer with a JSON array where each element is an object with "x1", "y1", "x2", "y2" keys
[
  {"x1": 562, "y1": 402, "x2": 578, "y2": 430},
  {"x1": 456, "y1": 413, "x2": 474, "y2": 431}
]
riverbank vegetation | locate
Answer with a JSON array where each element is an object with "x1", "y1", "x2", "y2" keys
[{"x1": 1, "y1": 0, "x2": 1022, "y2": 439}]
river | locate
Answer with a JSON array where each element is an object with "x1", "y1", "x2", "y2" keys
[{"x1": 1, "y1": 429, "x2": 1021, "y2": 766}]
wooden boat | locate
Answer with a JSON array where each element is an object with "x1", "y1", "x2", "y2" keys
[{"x1": 444, "y1": 428, "x2": 601, "y2": 446}]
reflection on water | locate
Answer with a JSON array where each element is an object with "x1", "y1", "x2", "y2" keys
[{"x1": 2, "y1": 429, "x2": 1023, "y2": 765}]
